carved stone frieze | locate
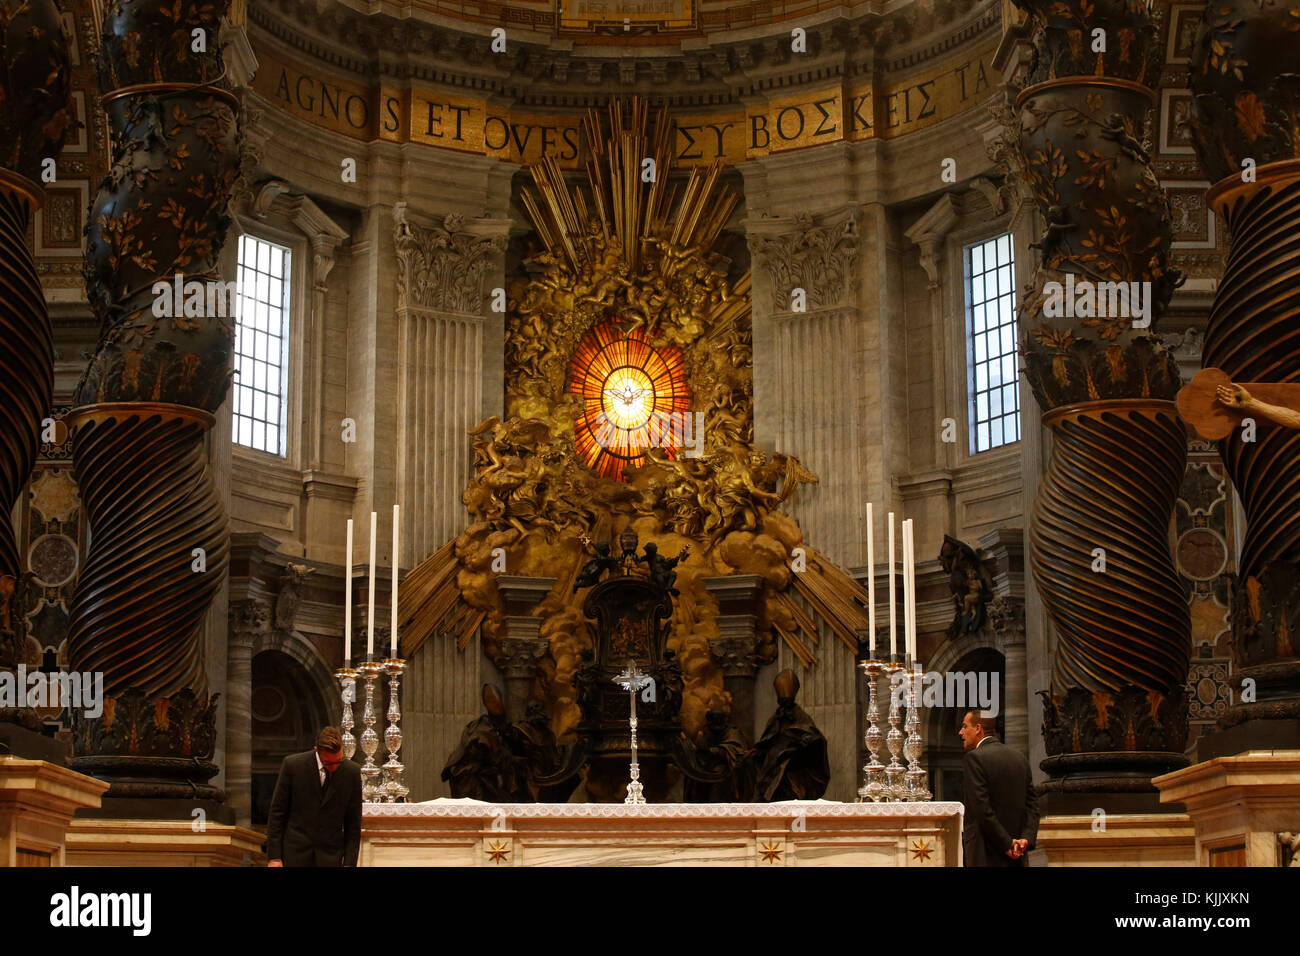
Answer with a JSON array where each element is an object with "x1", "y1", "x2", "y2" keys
[{"x1": 393, "y1": 203, "x2": 506, "y2": 315}]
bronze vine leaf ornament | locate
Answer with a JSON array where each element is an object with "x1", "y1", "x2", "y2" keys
[
  {"x1": 1234, "y1": 90, "x2": 1266, "y2": 142},
  {"x1": 122, "y1": 31, "x2": 140, "y2": 68},
  {"x1": 1118, "y1": 28, "x2": 1133, "y2": 63}
]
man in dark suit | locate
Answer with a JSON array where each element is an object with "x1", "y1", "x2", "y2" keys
[
  {"x1": 267, "y1": 726, "x2": 363, "y2": 867},
  {"x1": 959, "y1": 710, "x2": 1039, "y2": 867}
]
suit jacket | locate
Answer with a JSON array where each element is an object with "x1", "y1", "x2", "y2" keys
[
  {"x1": 266, "y1": 751, "x2": 363, "y2": 867},
  {"x1": 961, "y1": 737, "x2": 1039, "y2": 867}
]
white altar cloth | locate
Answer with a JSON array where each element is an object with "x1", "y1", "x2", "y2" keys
[{"x1": 361, "y1": 799, "x2": 964, "y2": 866}]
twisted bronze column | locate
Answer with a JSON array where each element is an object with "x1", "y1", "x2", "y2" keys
[
  {"x1": 67, "y1": 0, "x2": 240, "y2": 801},
  {"x1": 0, "y1": 0, "x2": 72, "y2": 731},
  {"x1": 1187, "y1": 0, "x2": 1300, "y2": 738},
  {"x1": 1002, "y1": 0, "x2": 1192, "y2": 800},
  {"x1": 1033, "y1": 403, "x2": 1190, "y2": 693}
]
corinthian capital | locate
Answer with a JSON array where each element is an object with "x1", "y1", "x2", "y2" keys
[
  {"x1": 749, "y1": 209, "x2": 861, "y2": 313},
  {"x1": 393, "y1": 203, "x2": 507, "y2": 314},
  {"x1": 229, "y1": 598, "x2": 271, "y2": 639}
]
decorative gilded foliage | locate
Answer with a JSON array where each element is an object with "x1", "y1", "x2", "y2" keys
[
  {"x1": 1188, "y1": 0, "x2": 1300, "y2": 181},
  {"x1": 79, "y1": 87, "x2": 239, "y2": 410},
  {"x1": 1014, "y1": 0, "x2": 1162, "y2": 86},
  {"x1": 1005, "y1": 79, "x2": 1182, "y2": 409},
  {"x1": 0, "y1": 0, "x2": 74, "y2": 178},
  {"x1": 97, "y1": 0, "x2": 226, "y2": 90}
]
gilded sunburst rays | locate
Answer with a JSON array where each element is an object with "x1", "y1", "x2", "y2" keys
[{"x1": 567, "y1": 320, "x2": 691, "y2": 480}]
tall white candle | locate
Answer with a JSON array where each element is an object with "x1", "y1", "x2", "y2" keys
[
  {"x1": 866, "y1": 503, "x2": 875, "y2": 657},
  {"x1": 909, "y1": 522, "x2": 920, "y2": 665},
  {"x1": 344, "y1": 518, "x2": 353, "y2": 665},
  {"x1": 888, "y1": 512, "x2": 896, "y2": 658},
  {"x1": 911, "y1": 524, "x2": 919, "y2": 665},
  {"x1": 391, "y1": 504, "x2": 399, "y2": 656},
  {"x1": 367, "y1": 510, "x2": 377, "y2": 660}
]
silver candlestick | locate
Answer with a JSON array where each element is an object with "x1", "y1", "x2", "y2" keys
[
  {"x1": 357, "y1": 660, "x2": 384, "y2": 802},
  {"x1": 335, "y1": 666, "x2": 358, "y2": 760},
  {"x1": 857, "y1": 660, "x2": 886, "y2": 802},
  {"x1": 614, "y1": 661, "x2": 652, "y2": 805},
  {"x1": 882, "y1": 662, "x2": 907, "y2": 801},
  {"x1": 904, "y1": 667, "x2": 932, "y2": 801},
  {"x1": 381, "y1": 658, "x2": 408, "y2": 803}
]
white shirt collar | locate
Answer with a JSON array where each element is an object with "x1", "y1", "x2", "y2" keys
[
  {"x1": 315, "y1": 750, "x2": 325, "y2": 779},
  {"x1": 976, "y1": 735, "x2": 996, "y2": 749}
]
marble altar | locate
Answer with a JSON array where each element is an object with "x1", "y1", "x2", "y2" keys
[{"x1": 361, "y1": 799, "x2": 964, "y2": 866}]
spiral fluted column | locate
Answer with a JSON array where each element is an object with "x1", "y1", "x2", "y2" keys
[
  {"x1": 67, "y1": 0, "x2": 240, "y2": 802},
  {"x1": 1184, "y1": 0, "x2": 1300, "y2": 738},
  {"x1": 997, "y1": 0, "x2": 1193, "y2": 801},
  {"x1": 1032, "y1": 402, "x2": 1190, "y2": 693},
  {"x1": 0, "y1": 184, "x2": 52, "y2": 585},
  {"x1": 0, "y1": 0, "x2": 71, "y2": 735},
  {"x1": 67, "y1": 407, "x2": 228, "y2": 697},
  {"x1": 1205, "y1": 175, "x2": 1300, "y2": 610}
]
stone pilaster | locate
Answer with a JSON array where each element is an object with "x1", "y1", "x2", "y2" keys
[
  {"x1": 903, "y1": 192, "x2": 962, "y2": 479},
  {"x1": 393, "y1": 204, "x2": 509, "y2": 567},
  {"x1": 226, "y1": 599, "x2": 269, "y2": 827},
  {"x1": 747, "y1": 203, "x2": 865, "y2": 569},
  {"x1": 496, "y1": 627, "x2": 547, "y2": 723},
  {"x1": 744, "y1": 179, "x2": 877, "y2": 802},
  {"x1": 987, "y1": 595, "x2": 1028, "y2": 756}
]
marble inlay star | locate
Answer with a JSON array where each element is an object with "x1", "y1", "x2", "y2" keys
[
  {"x1": 486, "y1": 840, "x2": 510, "y2": 864},
  {"x1": 910, "y1": 838, "x2": 933, "y2": 862},
  {"x1": 759, "y1": 841, "x2": 783, "y2": 864}
]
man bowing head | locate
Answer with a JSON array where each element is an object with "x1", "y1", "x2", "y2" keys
[{"x1": 267, "y1": 726, "x2": 363, "y2": 867}]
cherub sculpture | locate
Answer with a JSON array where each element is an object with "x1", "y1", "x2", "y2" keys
[{"x1": 638, "y1": 541, "x2": 690, "y2": 596}]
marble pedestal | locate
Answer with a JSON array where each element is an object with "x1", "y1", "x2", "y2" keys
[
  {"x1": 361, "y1": 800, "x2": 964, "y2": 866},
  {"x1": 0, "y1": 756, "x2": 110, "y2": 866},
  {"x1": 64, "y1": 819, "x2": 267, "y2": 866},
  {"x1": 1154, "y1": 749, "x2": 1300, "y2": 866},
  {"x1": 1034, "y1": 813, "x2": 1196, "y2": 866}
]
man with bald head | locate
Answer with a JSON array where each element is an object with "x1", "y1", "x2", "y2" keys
[{"x1": 958, "y1": 710, "x2": 1038, "y2": 867}]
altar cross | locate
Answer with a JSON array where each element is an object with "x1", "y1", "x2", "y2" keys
[{"x1": 613, "y1": 661, "x2": 652, "y2": 804}]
